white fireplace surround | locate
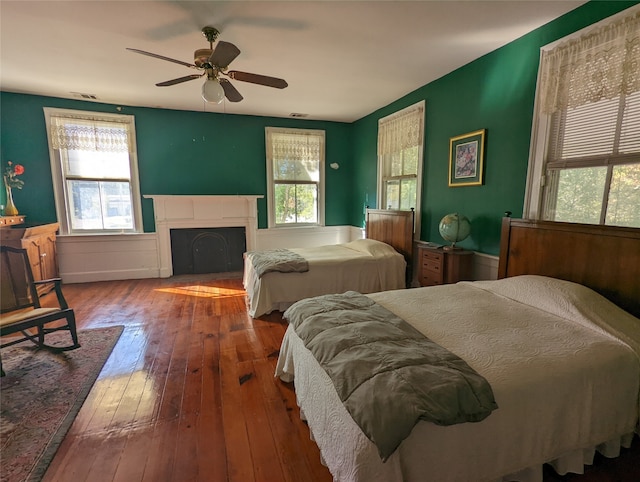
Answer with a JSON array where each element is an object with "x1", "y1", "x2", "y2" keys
[{"x1": 145, "y1": 194, "x2": 263, "y2": 278}]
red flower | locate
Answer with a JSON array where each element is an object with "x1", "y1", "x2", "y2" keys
[{"x1": 4, "y1": 161, "x2": 25, "y2": 189}]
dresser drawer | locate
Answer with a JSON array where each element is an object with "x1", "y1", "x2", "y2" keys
[
  {"x1": 422, "y1": 258, "x2": 441, "y2": 274},
  {"x1": 419, "y1": 274, "x2": 442, "y2": 286},
  {"x1": 420, "y1": 248, "x2": 444, "y2": 285},
  {"x1": 421, "y1": 249, "x2": 442, "y2": 262}
]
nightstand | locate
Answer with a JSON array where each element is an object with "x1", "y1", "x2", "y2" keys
[{"x1": 417, "y1": 244, "x2": 473, "y2": 287}]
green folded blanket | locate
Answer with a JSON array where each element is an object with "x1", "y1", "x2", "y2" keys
[
  {"x1": 284, "y1": 291, "x2": 498, "y2": 461},
  {"x1": 245, "y1": 249, "x2": 308, "y2": 277}
]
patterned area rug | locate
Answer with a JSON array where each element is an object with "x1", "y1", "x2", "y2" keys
[{"x1": 0, "y1": 326, "x2": 123, "y2": 482}]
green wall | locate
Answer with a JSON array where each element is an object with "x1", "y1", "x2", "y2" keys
[
  {"x1": 352, "y1": 0, "x2": 638, "y2": 255},
  {"x1": 0, "y1": 93, "x2": 353, "y2": 231},
  {"x1": 1, "y1": 1, "x2": 636, "y2": 254}
]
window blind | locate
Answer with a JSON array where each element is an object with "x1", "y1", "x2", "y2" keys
[{"x1": 546, "y1": 90, "x2": 640, "y2": 169}]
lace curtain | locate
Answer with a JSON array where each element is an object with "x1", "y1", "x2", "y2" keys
[
  {"x1": 378, "y1": 103, "x2": 424, "y2": 156},
  {"x1": 49, "y1": 114, "x2": 131, "y2": 152},
  {"x1": 539, "y1": 7, "x2": 640, "y2": 114},
  {"x1": 272, "y1": 130, "x2": 321, "y2": 163},
  {"x1": 271, "y1": 130, "x2": 322, "y2": 181}
]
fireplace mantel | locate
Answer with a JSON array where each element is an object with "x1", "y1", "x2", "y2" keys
[{"x1": 144, "y1": 195, "x2": 263, "y2": 277}]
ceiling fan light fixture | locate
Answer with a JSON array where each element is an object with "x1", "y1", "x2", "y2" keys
[{"x1": 202, "y1": 77, "x2": 225, "y2": 104}]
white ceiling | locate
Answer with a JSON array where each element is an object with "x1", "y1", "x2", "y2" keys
[{"x1": 1, "y1": 0, "x2": 586, "y2": 122}]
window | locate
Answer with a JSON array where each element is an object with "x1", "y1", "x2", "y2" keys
[
  {"x1": 265, "y1": 127, "x2": 325, "y2": 227},
  {"x1": 526, "y1": 7, "x2": 640, "y2": 227},
  {"x1": 44, "y1": 108, "x2": 142, "y2": 235},
  {"x1": 377, "y1": 101, "x2": 424, "y2": 229}
]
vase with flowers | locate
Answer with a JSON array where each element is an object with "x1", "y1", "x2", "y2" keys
[{"x1": 3, "y1": 161, "x2": 25, "y2": 216}]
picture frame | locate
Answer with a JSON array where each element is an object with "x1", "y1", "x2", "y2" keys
[{"x1": 448, "y1": 129, "x2": 486, "y2": 187}]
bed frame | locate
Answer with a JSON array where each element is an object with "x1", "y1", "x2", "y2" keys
[
  {"x1": 365, "y1": 209, "x2": 415, "y2": 285},
  {"x1": 498, "y1": 217, "x2": 640, "y2": 319},
  {"x1": 365, "y1": 208, "x2": 414, "y2": 263}
]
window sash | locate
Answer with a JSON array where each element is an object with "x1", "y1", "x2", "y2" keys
[
  {"x1": 44, "y1": 108, "x2": 142, "y2": 235},
  {"x1": 525, "y1": 6, "x2": 640, "y2": 225},
  {"x1": 543, "y1": 162, "x2": 640, "y2": 227},
  {"x1": 265, "y1": 127, "x2": 325, "y2": 228},
  {"x1": 546, "y1": 91, "x2": 640, "y2": 167},
  {"x1": 384, "y1": 178, "x2": 417, "y2": 211},
  {"x1": 377, "y1": 102, "x2": 424, "y2": 216},
  {"x1": 542, "y1": 89, "x2": 640, "y2": 226}
]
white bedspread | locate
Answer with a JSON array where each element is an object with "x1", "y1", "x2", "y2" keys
[
  {"x1": 275, "y1": 275, "x2": 640, "y2": 482},
  {"x1": 243, "y1": 238, "x2": 406, "y2": 317}
]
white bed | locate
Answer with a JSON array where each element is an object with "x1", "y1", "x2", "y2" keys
[
  {"x1": 244, "y1": 238, "x2": 406, "y2": 317},
  {"x1": 276, "y1": 275, "x2": 640, "y2": 482},
  {"x1": 244, "y1": 209, "x2": 415, "y2": 318},
  {"x1": 275, "y1": 219, "x2": 640, "y2": 482}
]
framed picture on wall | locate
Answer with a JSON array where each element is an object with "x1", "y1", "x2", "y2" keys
[{"x1": 448, "y1": 129, "x2": 486, "y2": 187}]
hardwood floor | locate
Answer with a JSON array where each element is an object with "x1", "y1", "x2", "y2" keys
[
  {"x1": 38, "y1": 276, "x2": 639, "y2": 482},
  {"x1": 42, "y1": 275, "x2": 331, "y2": 482}
]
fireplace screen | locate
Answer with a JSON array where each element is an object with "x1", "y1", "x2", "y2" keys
[{"x1": 170, "y1": 227, "x2": 246, "y2": 275}]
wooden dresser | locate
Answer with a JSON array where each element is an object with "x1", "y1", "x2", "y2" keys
[
  {"x1": 0, "y1": 222, "x2": 60, "y2": 294},
  {"x1": 417, "y1": 243, "x2": 473, "y2": 287}
]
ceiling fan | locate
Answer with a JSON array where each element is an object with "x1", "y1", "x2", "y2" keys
[{"x1": 127, "y1": 26, "x2": 288, "y2": 104}]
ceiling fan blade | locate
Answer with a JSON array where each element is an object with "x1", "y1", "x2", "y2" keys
[
  {"x1": 220, "y1": 78, "x2": 243, "y2": 102},
  {"x1": 156, "y1": 74, "x2": 204, "y2": 87},
  {"x1": 226, "y1": 70, "x2": 288, "y2": 89},
  {"x1": 208, "y1": 41, "x2": 241, "y2": 68},
  {"x1": 126, "y1": 48, "x2": 198, "y2": 69}
]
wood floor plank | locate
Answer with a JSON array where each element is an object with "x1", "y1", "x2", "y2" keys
[
  {"x1": 172, "y1": 410, "x2": 200, "y2": 481},
  {"x1": 219, "y1": 335, "x2": 255, "y2": 482},
  {"x1": 155, "y1": 293, "x2": 193, "y2": 423},
  {"x1": 111, "y1": 426, "x2": 154, "y2": 482},
  {"x1": 42, "y1": 434, "x2": 105, "y2": 482},
  {"x1": 197, "y1": 311, "x2": 228, "y2": 481},
  {"x1": 238, "y1": 359, "x2": 283, "y2": 482},
  {"x1": 253, "y1": 359, "x2": 326, "y2": 482},
  {"x1": 140, "y1": 418, "x2": 180, "y2": 482},
  {"x1": 274, "y1": 378, "x2": 334, "y2": 478},
  {"x1": 132, "y1": 287, "x2": 184, "y2": 427},
  {"x1": 81, "y1": 431, "x2": 129, "y2": 482}
]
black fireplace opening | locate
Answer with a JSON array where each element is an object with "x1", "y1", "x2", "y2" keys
[{"x1": 170, "y1": 227, "x2": 246, "y2": 275}]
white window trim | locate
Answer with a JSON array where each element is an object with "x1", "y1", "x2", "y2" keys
[
  {"x1": 524, "y1": 6, "x2": 639, "y2": 220},
  {"x1": 376, "y1": 100, "x2": 425, "y2": 238},
  {"x1": 43, "y1": 107, "x2": 143, "y2": 235},
  {"x1": 265, "y1": 126, "x2": 326, "y2": 229}
]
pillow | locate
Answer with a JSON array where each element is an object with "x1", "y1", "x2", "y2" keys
[
  {"x1": 467, "y1": 275, "x2": 640, "y2": 356},
  {"x1": 342, "y1": 238, "x2": 398, "y2": 257}
]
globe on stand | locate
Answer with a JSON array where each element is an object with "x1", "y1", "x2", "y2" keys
[{"x1": 439, "y1": 213, "x2": 471, "y2": 251}]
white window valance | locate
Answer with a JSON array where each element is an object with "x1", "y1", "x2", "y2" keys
[
  {"x1": 271, "y1": 130, "x2": 321, "y2": 163},
  {"x1": 539, "y1": 6, "x2": 640, "y2": 114},
  {"x1": 377, "y1": 103, "x2": 424, "y2": 156},
  {"x1": 49, "y1": 113, "x2": 132, "y2": 152}
]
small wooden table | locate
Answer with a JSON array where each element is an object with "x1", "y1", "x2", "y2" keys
[{"x1": 417, "y1": 243, "x2": 473, "y2": 287}]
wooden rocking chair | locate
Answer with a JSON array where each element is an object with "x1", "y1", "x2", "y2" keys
[{"x1": 0, "y1": 245, "x2": 80, "y2": 376}]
